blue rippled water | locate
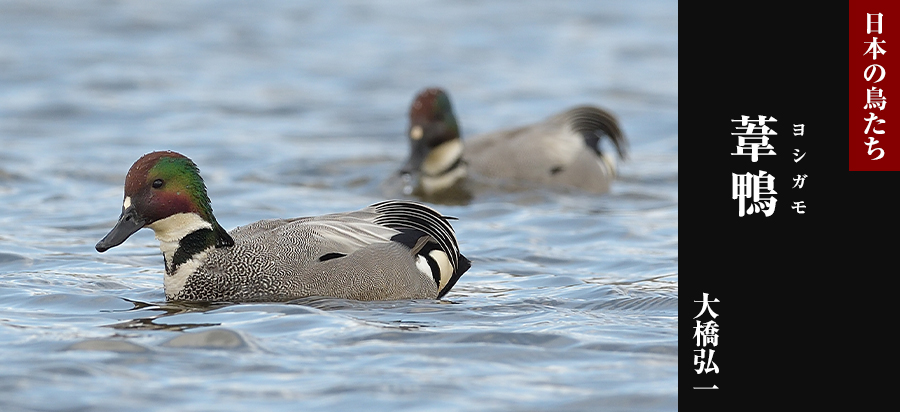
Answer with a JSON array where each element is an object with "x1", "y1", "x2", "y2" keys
[{"x1": 0, "y1": 0, "x2": 678, "y2": 410}]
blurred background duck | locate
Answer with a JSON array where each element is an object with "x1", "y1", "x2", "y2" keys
[{"x1": 395, "y1": 87, "x2": 627, "y2": 204}]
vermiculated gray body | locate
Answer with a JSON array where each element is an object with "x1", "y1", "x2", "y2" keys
[
  {"x1": 96, "y1": 151, "x2": 469, "y2": 303},
  {"x1": 167, "y1": 201, "x2": 465, "y2": 302},
  {"x1": 463, "y1": 106, "x2": 624, "y2": 194}
]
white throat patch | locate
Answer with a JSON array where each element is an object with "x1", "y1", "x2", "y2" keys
[
  {"x1": 147, "y1": 213, "x2": 215, "y2": 299},
  {"x1": 422, "y1": 139, "x2": 463, "y2": 176},
  {"x1": 148, "y1": 213, "x2": 213, "y2": 266},
  {"x1": 419, "y1": 139, "x2": 466, "y2": 194},
  {"x1": 148, "y1": 212, "x2": 212, "y2": 243},
  {"x1": 420, "y1": 163, "x2": 467, "y2": 195},
  {"x1": 164, "y1": 249, "x2": 211, "y2": 299}
]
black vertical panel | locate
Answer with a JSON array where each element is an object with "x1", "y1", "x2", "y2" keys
[{"x1": 680, "y1": 2, "x2": 849, "y2": 408}]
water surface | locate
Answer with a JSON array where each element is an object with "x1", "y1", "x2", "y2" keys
[{"x1": 0, "y1": 0, "x2": 678, "y2": 410}]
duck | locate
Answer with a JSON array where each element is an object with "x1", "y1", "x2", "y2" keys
[
  {"x1": 397, "y1": 87, "x2": 627, "y2": 202},
  {"x1": 95, "y1": 151, "x2": 470, "y2": 303}
]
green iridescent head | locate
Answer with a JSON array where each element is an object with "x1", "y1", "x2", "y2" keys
[
  {"x1": 400, "y1": 87, "x2": 463, "y2": 176},
  {"x1": 407, "y1": 87, "x2": 460, "y2": 146},
  {"x1": 96, "y1": 151, "x2": 233, "y2": 252}
]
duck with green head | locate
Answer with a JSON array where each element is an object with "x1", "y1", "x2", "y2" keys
[
  {"x1": 97, "y1": 151, "x2": 470, "y2": 302},
  {"x1": 398, "y1": 87, "x2": 628, "y2": 201}
]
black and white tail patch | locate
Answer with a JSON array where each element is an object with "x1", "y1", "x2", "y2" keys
[
  {"x1": 376, "y1": 200, "x2": 470, "y2": 298},
  {"x1": 566, "y1": 106, "x2": 627, "y2": 160}
]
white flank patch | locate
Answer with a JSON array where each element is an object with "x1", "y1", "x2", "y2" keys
[
  {"x1": 415, "y1": 255, "x2": 433, "y2": 279},
  {"x1": 428, "y1": 250, "x2": 453, "y2": 292},
  {"x1": 165, "y1": 249, "x2": 210, "y2": 299},
  {"x1": 598, "y1": 152, "x2": 617, "y2": 178},
  {"x1": 422, "y1": 139, "x2": 463, "y2": 176},
  {"x1": 123, "y1": 196, "x2": 132, "y2": 210},
  {"x1": 410, "y1": 125, "x2": 423, "y2": 140}
]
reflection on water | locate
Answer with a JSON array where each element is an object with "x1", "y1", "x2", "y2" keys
[
  {"x1": 104, "y1": 299, "x2": 225, "y2": 331},
  {"x1": 0, "y1": 0, "x2": 677, "y2": 410}
]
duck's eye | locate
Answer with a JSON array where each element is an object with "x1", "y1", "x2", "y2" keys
[{"x1": 152, "y1": 179, "x2": 164, "y2": 189}]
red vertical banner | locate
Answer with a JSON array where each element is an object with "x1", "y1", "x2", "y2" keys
[{"x1": 851, "y1": 2, "x2": 900, "y2": 170}]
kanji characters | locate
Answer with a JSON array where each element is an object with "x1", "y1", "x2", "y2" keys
[
  {"x1": 694, "y1": 293, "x2": 720, "y2": 377},
  {"x1": 862, "y1": 13, "x2": 888, "y2": 162},
  {"x1": 731, "y1": 115, "x2": 777, "y2": 162},
  {"x1": 864, "y1": 37, "x2": 887, "y2": 60},
  {"x1": 865, "y1": 87, "x2": 887, "y2": 110},
  {"x1": 732, "y1": 171, "x2": 777, "y2": 217}
]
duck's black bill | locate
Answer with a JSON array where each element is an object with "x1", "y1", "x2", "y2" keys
[
  {"x1": 96, "y1": 206, "x2": 146, "y2": 253},
  {"x1": 399, "y1": 148, "x2": 426, "y2": 196},
  {"x1": 399, "y1": 145, "x2": 426, "y2": 177}
]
